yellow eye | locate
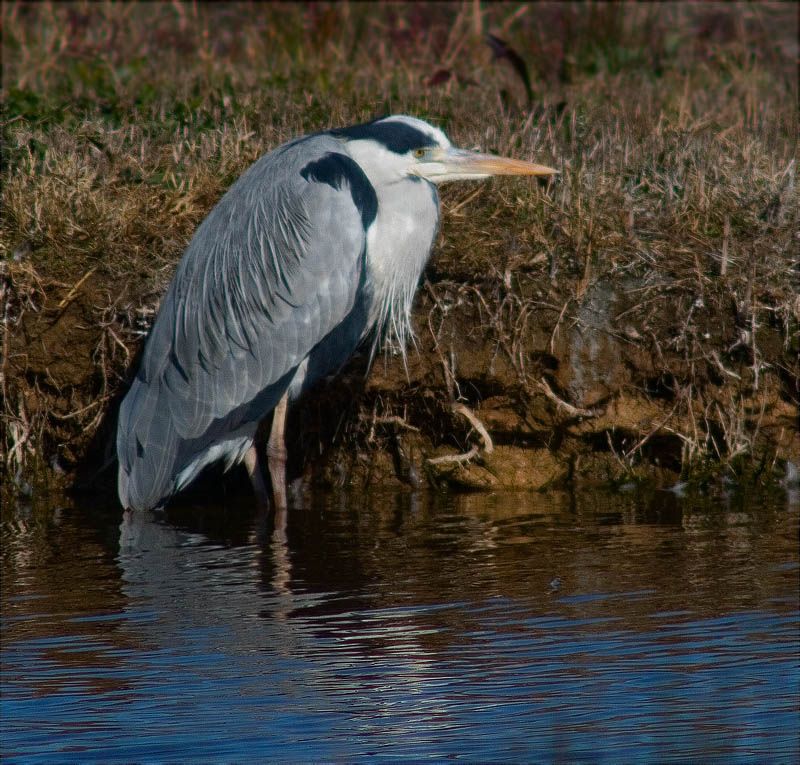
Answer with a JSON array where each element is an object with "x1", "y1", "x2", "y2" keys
[{"x1": 414, "y1": 148, "x2": 426, "y2": 158}]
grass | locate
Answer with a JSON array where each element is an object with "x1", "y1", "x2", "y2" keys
[{"x1": 2, "y1": 1, "x2": 798, "y2": 491}]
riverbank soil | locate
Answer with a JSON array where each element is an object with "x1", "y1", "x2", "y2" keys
[{"x1": 2, "y1": 3, "x2": 797, "y2": 502}]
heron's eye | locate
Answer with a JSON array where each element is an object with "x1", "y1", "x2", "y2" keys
[{"x1": 413, "y1": 148, "x2": 426, "y2": 159}]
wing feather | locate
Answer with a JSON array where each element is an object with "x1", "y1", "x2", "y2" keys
[{"x1": 117, "y1": 135, "x2": 375, "y2": 510}]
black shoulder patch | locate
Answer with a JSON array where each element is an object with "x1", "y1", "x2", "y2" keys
[
  {"x1": 300, "y1": 152, "x2": 378, "y2": 230},
  {"x1": 329, "y1": 119, "x2": 437, "y2": 155}
]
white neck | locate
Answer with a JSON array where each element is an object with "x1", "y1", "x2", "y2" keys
[{"x1": 363, "y1": 177, "x2": 439, "y2": 357}]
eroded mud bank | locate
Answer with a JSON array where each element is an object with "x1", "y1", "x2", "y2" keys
[{"x1": 3, "y1": 251, "x2": 798, "y2": 503}]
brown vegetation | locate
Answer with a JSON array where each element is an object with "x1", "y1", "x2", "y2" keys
[{"x1": 2, "y1": 2, "x2": 798, "y2": 498}]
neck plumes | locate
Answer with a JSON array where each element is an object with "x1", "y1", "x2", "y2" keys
[{"x1": 364, "y1": 177, "x2": 440, "y2": 362}]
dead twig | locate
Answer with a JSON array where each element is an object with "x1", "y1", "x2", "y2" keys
[
  {"x1": 623, "y1": 402, "x2": 680, "y2": 461},
  {"x1": 56, "y1": 267, "x2": 98, "y2": 310}
]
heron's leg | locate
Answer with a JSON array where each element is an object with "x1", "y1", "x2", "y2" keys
[
  {"x1": 267, "y1": 392, "x2": 289, "y2": 511},
  {"x1": 244, "y1": 445, "x2": 270, "y2": 508}
]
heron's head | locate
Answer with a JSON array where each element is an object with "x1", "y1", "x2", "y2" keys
[{"x1": 331, "y1": 115, "x2": 557, "y2": 186}]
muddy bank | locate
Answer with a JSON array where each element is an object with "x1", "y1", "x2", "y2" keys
[
  {"x1": 304, "y1": 275, "x2": 798, "y2": 492},
  {"x1": 3, "y1": 3, "x2": 797, "y2": 503},
  {"x1": 3, "y1": 257, "x2": 797, "y2": 502}
]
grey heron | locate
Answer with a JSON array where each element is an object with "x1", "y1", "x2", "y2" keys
[{"x1": 117, "y1": 115, "x2": 556, "y2": 511}]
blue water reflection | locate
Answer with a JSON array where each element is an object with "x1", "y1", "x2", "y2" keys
[{"x1": 2, "y1": 488, "x2": 798, "y2": 762}]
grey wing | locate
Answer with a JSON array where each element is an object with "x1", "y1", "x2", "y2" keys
[{"x1": 117, "y1": 136, "x2": 374, "y2": 510}]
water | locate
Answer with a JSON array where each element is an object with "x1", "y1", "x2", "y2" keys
[{"x1": 2, "y1": 486, "x2": 798, "y2": 763}]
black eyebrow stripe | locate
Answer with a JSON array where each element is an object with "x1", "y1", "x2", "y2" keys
[{"x1": 329, "y1": 120, "x2": 437, "y2": 155}]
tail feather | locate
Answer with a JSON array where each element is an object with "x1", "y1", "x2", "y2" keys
[
  {"x1": 117, "y1": 377, "x2": 180, "y2": 511},
  {"x1": 116, "y1": 376, "x2": 258, "y2": 511}
]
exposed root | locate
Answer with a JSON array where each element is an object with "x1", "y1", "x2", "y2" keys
[
  {"x1": 452, "y1": 402, "x2": 494, "y2": 454},
  {"x1": 426, "y1": 403, "x2": 494, "y2": 468},
  {"x1": 374, "y1": 415, "x2": 420, "y2": 432},
  {"x1": 427, "y1": 444, "x2": 480, "y2": 466},
  {"x1": 535, "y1": 377, "x2": 598, "y2": 419}
]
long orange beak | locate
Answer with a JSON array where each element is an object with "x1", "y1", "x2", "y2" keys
[
  {"x1": 447, "y1": 149, "x2": 558, "y2": 177},
  {"x1": 417, "y1": 147, "x2": 558, "y2": 183}
]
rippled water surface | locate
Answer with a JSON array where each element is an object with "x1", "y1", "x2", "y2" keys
[{"x1": 2, "y1": 485, "x2": 798, "y2": 762}]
